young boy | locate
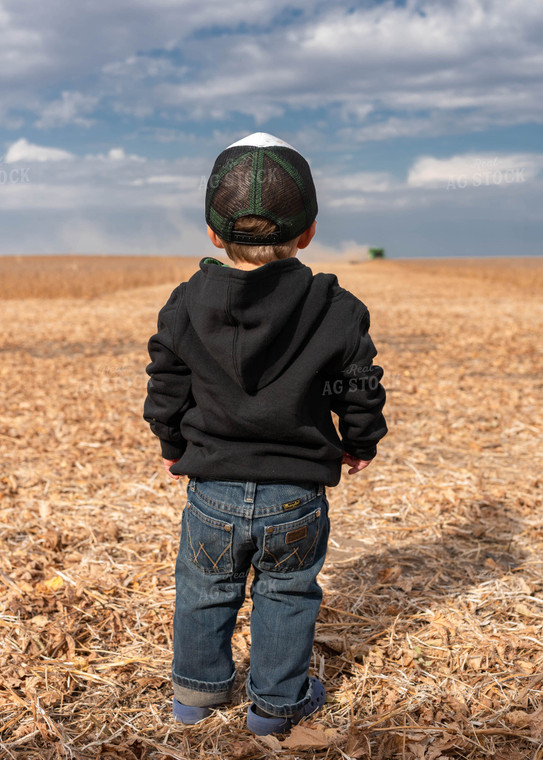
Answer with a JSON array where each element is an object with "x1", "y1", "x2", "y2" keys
[{"x1": 143, "y1": 132, "x2": 387, "y2": 735}]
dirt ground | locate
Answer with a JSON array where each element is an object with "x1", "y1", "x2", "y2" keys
[{"x1": 1, "y1": 256, "x2": 542, "y2": 759}]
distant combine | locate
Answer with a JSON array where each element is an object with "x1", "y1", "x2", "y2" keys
[{"x1": 349, "y1": 246, "x2": 386, "y2": 263}]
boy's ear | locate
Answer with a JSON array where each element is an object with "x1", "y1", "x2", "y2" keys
[
  {"x1": 296, "y1": 220, "x2": 317, "y2": 250},
  {"x1": 207, "y1": 225, "x2": 225, "y2": 249}
]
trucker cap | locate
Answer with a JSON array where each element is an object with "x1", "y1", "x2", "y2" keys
[{"x1": 205, "y1": 132, "x2": 318, "y2": 246}]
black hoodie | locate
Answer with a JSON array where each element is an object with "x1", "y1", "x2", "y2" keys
[{"x1": 143, "y1": 256, "x2": 387, "y2": 486}]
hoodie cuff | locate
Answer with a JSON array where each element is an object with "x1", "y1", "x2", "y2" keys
[
  {"x1": 343, "y1": 444, "x2": 377, "y2": 461},
  {"x1": 160, "y1": 440, "x2": 186, "y2": 460}
]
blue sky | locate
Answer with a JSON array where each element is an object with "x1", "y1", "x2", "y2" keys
[{"x1": 0, "y1": 0, "x2": 542, "y2": 258}]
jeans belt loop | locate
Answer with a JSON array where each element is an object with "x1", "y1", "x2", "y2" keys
[{"x1": 244, "y1": 481, "x2": 256, "y2": 503}]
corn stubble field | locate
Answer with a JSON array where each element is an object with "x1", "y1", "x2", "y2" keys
[{"x1": 1, "y1": 255, "x2": 542, "y2": 760}]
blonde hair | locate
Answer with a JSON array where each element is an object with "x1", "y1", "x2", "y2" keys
[{"x1": 221, "y1": 216, "x2": 298, "y2": 265}]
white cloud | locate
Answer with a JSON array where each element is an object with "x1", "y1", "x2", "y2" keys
[
  {"x1": 306, "y1": 151, "x2": 543, "y2": 212},
  {"x1": 0, "y1": 142, "x2": 204, "y2": 212},
  {"x1": 35, "y1": 91, "x2": 98, "y2": 129},
  {"x1": 108, "y1": 148, "x2": 127, "y2": 161},
  {"x1": 102, "y1": 54, "x2": 186, "y2": 80},
  {"x1": 340, "y1": 116, "x2": 450, "y2": 143},
  {"x1": 5, "y1": 138, "x2": 75, "y2": 163},
  {"x1": 319, "y1": 172, "x2": 396, "y2": 208},
  {"x1": 132, "y1": 175, "x2": 198, "y2": 191},
  {"x1": 85, "y1": 147, "x2": 146, "y2": 162},
  {"x1": 407, "y1": 153, "x2": 543, "y2": 188}
]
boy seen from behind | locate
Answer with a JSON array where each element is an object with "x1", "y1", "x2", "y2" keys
[{"x1": 143, "y1": 132, "x2": 387, "y2": 735}]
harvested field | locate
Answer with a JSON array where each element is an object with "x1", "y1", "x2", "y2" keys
[
  {"x1": 1, "y1": 255, "x2": 543, "y2": 759},
  {"x1": 0, "y1": 256, "x2": 201, "y2": 299}
]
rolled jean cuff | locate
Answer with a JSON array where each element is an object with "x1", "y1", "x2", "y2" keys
[
  {"x1": 246, "y1": 675, "x2": 313, "y2": 718},
  {"x1": 172, "y1": 670, "x2": 235, "y2": 707}
]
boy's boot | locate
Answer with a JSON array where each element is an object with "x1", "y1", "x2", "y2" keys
[{"x1": 246, "y1": 677, "x2": 326, "y2": 735}]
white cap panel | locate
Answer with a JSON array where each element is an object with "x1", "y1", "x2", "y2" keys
[{"x1": 226, "y1": 132, "x2": 298, "y2": 152}]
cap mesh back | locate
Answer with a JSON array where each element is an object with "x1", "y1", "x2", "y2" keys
[
  {"x1": 211, "y1": 154, "x2": 253, "y2": 218},
  {"x1": 260, "y1": 153, "x2": 305, "y2": 220},
  {"x1": 206, "y1": 145, "x2": 317, "y2": 244}
]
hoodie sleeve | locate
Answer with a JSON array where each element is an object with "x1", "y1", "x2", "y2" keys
[
  {"x1": 329, "y1": 305, "x2": 387, "y2": 460},
  {"x1": 143, "y1": 286, "x2": 192, "y2": 460}
]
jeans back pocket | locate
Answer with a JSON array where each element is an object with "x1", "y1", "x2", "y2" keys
[
  {"x1": 258, "y1": 507, "x2": 323, "y2": 573},
  {"x1": 183, "y1": 500, "x2": 234, "y2": 575}
]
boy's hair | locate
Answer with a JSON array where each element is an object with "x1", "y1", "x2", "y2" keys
[{"x1": 221, "y1": 215, "x2": 299, "y2": 265}]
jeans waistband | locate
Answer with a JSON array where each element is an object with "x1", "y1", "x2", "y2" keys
[{"x1": 187, "y1": 478, "x2": 325, "y2": 518}]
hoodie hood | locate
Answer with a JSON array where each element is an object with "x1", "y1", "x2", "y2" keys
[{"x1": 185, "y1": 257, "x2": 336, "y2": 394}]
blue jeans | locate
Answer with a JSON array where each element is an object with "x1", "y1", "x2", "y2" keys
[{"x1": 172, "y1": 478, "x2": 330, "y2": 717}]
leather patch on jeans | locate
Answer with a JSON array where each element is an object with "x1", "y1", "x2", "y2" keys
[
  {"x1": 282, "y1": 499, "x2": 301, "y2": 510},
  {"x1": 285, "y1": 526, "x2": 308, "y2": 544}
]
